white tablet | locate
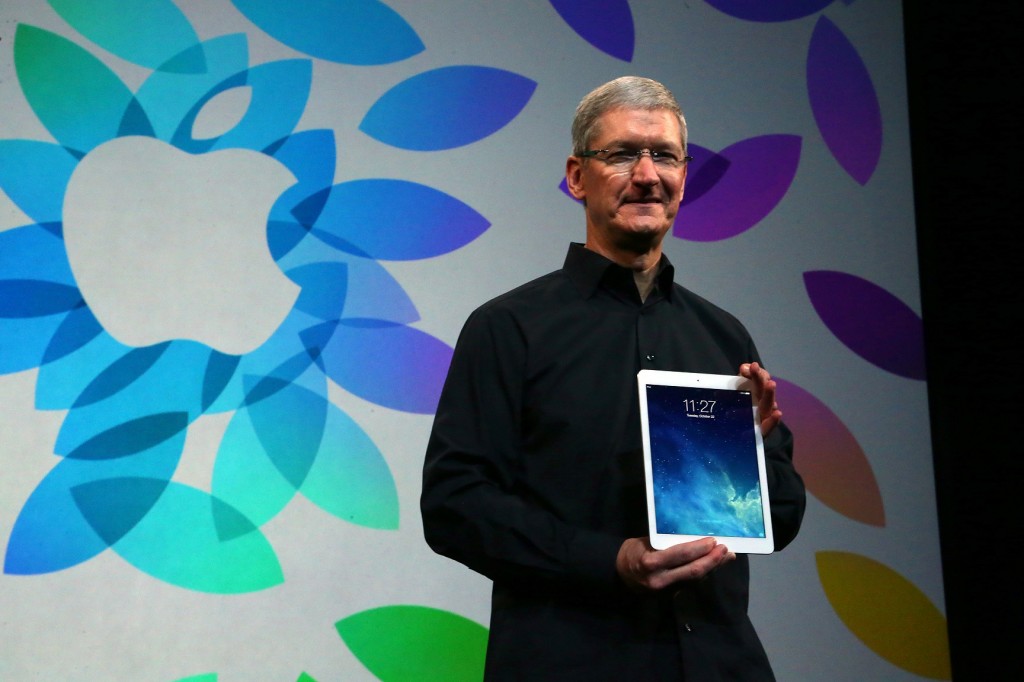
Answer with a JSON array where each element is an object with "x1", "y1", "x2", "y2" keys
[{"x1": 637, "y1": 369, "x2": 774, "y2": 554}]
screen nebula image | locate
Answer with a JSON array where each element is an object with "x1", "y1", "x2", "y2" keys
[{"x1": 646, "y1": 384, "x2": 766, "y2": 538}]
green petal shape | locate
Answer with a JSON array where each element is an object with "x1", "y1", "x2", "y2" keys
[
  {"x1": 171, "y1": 675, "x2": 217, "y2": 682},
  {"x1": 112, "y1": 480, "x2": 283, "y2": 593},
  {"x1": 336, "y1": 605, "x2": 487, "y2": 682},
  {"x1": 14, "y1": 25, "x2": 136, "y2": 154},
  {"x1": 49, "y1": 0, "x2": 201, "y2": 70},
  {"x1": 817, "y1": 551, "x2": 951, "y2": 679}
]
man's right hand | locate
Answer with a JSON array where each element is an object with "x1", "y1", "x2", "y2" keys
[{"x1": 615, "y1": 536, "x2": 735, "y2": 592}]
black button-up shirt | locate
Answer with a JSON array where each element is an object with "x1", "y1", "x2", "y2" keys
[{"x1": 422, "y1": 243, "x2": 805, "y2": 681}]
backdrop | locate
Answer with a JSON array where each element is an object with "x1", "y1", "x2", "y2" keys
[{"x1": 0, "y1": 1, "x2": 947, "y2": 680}]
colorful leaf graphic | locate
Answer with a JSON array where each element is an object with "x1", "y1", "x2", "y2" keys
[
  {"x1": 320, "y1": 319, "x2": 453, "y2": 414},
  {"x1": 704, "y1": 0, "x2": 834, "y2": 22},
  {"x1": 804, "y1": 270, "x2": 926, "y2": 380},
  {"x1": 674, "y1": 135, "x2": 801, "y2": 241},
  {"x1": 0, "y1": 140, "x2": 79, "y2": 223},
  {"x1": 301, "y1": 180, "x2": 491, "y2": 260},
  {"x1": 549, "y1": 0, "x2": 635, "y2": 61},
  {"x1": 360, "y1": 66, "x2": 537, "y2": 151},
  {"x1": 49, "y1": 0, "x2": 200, "y2": 70},
  {"x1": 817, "y1": 551, "x2": 951, "y2": 679},
  {"x1": 337, "y1": 605, "x2": 487, "y2": 682},
  {"x1": 807, "y1": 16, "x2": 882, "y2": 185},
  {"x1": 231, "y1": 0, "x2": 423, "y2": 65},
  {"x1": 14, "y1": 25, "x2": 137, "y2": 154},
  {"x1": 774, "y1": 378, "x2": 884, "y2": 526}
]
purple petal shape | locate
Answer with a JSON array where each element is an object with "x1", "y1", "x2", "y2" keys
[
  {"x1": 321, "y1": 319, "x2": 453, "y2": 414},
  {"x1": 704, "y1": 0, "x2": 835, "y2": 22},
  {"x1": 360, "y1": 66, "x2": 537, "y2": 151},
  {"x1": 804, "y1": 270, "x2": 926, "y2": 380},
  {"x1": 674, "y1": 135, "x2": 801, "y2": 241},
  {"x1": 807, "y1": 16, "x2": 882, "y2": 185},
  {"x1": 301, "y1": 180, "x2": 490, "y2": 260},
  {"x1": 549, "y1": 0, "x2": 635, "y2": 61}
]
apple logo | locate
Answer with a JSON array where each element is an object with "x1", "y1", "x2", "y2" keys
[{"x1": 63, "y1": 135, "x2": 300, "y2": 356}]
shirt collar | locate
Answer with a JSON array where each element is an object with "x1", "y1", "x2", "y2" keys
[{"x1": 562, "y1": 242, "x2": 676, "y2": 301}]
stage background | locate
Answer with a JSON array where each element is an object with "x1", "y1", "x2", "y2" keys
[{"x1": 1, "y1": 1, "x2": 962, "y2": 680}]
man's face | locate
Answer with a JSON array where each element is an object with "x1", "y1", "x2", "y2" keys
[{"x1": 566, "y1": 107, "x2": 687, "y2": 257}]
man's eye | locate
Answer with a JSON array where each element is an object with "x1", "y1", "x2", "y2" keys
[
  {"x1": 650, "y1": 151, "x2": 680, "y2": 164},
  {"x1": 605, "y1": 150, "x2": 636, "y2": 164}
]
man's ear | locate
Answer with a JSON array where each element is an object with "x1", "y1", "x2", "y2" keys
[{"x1": 565, "y1": 156, "x2": 586, "y2": 201}]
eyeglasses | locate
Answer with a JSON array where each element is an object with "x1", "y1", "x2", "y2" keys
[{"x1": 578, "y1": 148, "x2": 692, "y2": 170}]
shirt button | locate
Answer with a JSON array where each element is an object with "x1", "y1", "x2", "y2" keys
[
  {"x1": 684, "y1": 623, "x2": 693, "y2": 632},
  {"x1": 645, "y1": 354, "x2": 655, "y2": 362}
]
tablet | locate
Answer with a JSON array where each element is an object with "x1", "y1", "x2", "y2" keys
[{"x1": 637, "y1": 369, "x2": 774, "y2": 554}]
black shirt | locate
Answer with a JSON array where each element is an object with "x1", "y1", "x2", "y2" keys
[{"x1": 422, "y1": 243, "x2": 806, "y2": 681}]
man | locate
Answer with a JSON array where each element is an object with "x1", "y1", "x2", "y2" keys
[{"x1": 421, "y1": 76, "x2": 806, "y2": 681}]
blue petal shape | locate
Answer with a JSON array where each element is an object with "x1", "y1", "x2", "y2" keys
[
  {"x1": 247, "y1": 379, "x2": 328, "y2": 488},
  {"x1": 4, "y1": 430, "x2": 182, "y2": 574},
  {"x1": 41, "y1": 305, "x2": 105, "y2": 366},
  {"x1": 65, "y1": 412, "x2": 189, "y2": 461},
  {"x1": 288, "y1": 262, "x2": 349, "y2": 320},
  {"x1": 134, "y1": 34, "x2": 249, "y2": 142},
  {"x1": 360, "y1": 66, "x2": 538, "y2": 151},
  {"x1": 321, "y1": 319, "x2": 453, "y2": 414},
  {"x1": 804, "y1": 270, "x2": 926, "y2": 380},
  {"x1": 0, "y1": 222, "x2": 75, "y2": 283},
  {"x1": 73, "y1": 343, "x2": 170, "y2": 408},
  {"x1": 202, "y1": 351, "x2": 241, "y2": 412},
  {"x1": 807, "y1": 16, "x2": 882, "y2": 185},
  {"x1": 549, "y1": 0, "x2": 635, "y2": 61},
  {"x1": 173, "y1": 60, "x2": 313, "y2": 154},
  {"x1": 0, "y1": 141, "x2": 79, "y2": 223},
  {"x1": 266, "y1": 129, "x2": 337, "y2": 206},
  {"x1": 35, "y1": 330, "x2": 129, "y2": 410},
  {"x1": 0, "y1": 280, "x2": 83, "y2": 318},
  {"x1": 230, "y1": 0, "x2": 424, "y2": 65},
  {"x1": 704, "y1": 0, "x2": 835, "y2": 22},
  {"x1": 302, "y1": 179, "x2": 491, "y2": 260},
  {"x1": 49, "y1": 0, "x2": 201, "y2": 70},
  {"x1": 71, "y1": 476, "x2": 170, "y2": 545}
]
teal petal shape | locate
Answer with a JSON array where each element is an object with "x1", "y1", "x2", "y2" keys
[
  {"x1": 173, "y1": 60, "x2": 313, "y2": 154},
  {"x1": 14, "y1": 25, "x2": 136, "y2": 154},
  {"x1": 48, "y1": 0, "x2": 201, "y2": 70},
  {"x1": 302, "y1": 179, "x2": 490, "y2": 260},
  {"x1": 231, "y1": 0, "x2": 424, "y2": 65},
  {"x1": 336, "y1": 606, "x2": 487, "y2": 682},
  {"x1": 4, "y1": 431, "x2": 181, "y2": 574},
  {"x1": 135, "y1": 34, "x2": 250, "y2": 142},
  {"x1": 71, "y1": 476, "x2": 169, "y2": 545},
  {"x1": 246, "y1": 379, "x2": 328, "y2": 489},
  {"x1": 110, "y1": 481, "x2": 284, "y2": 593},
  {"x1": 360, "y1": 66, "x2": 538, "y2": 151},
  {"x1": 301, "y1": 398, "x2": 399, "y2": 529},
  {"x1": 0, "y1": 140, "x2": 79, "y2": 223}
]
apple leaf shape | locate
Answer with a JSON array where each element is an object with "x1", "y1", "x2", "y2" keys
[
  {"x1": 109, "y1": 480, "x2": 284, "y2": 593},
  {"x1": 773, "y1": 378, "x2": 884, "y2": 526},
  {"x1": 674, "y1": 135, "x2": 801, "y2": 241},
  {"x1": 804, "y1": 270, "x2": 926, "y2": 380},
  {"x1": 300, "y1": 397, "x2": 399, "y2": 530},
  {"x1": 807, "y1": 16, "x2": 882, "y2": 185},
  {"x1": 0, "y1": 140, "x2": 79, "y2": 223},
  {"x1": 549, "y1": 0, "x2": 635, "y2": 61},
  {"x1": 704, "y1": 0, "x2": 835, "y2": 22},
  {"x1": 817, "y1": 551, "x2": 951, "y2": 679},
  {"x1": 49, "y1": 0, "x2": 201, "y2": 70},
  {"x1": 336, "y1": 605, "x2": 487, "y2": 682},
  {"x1": 4, "y1": 432, "x2": 181, "y2": 575},
  {"x1": 231, "y1": 0, "x2": 423, "y2": 65},
  {"x1": 321, "y1": 319, "x2": 453, "y2": 414},
  {"x1": 360, "y1": 66, "x2": 538, "y2": 151},
  {"x1": 14, "y1": 25, "x2": 136, "y2": 155},
  {"x1": 300, "y1": 179, "x2": 491, "y2": 260}
]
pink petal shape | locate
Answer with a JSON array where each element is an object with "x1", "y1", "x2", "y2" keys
[
  {"x1": 674, "y1": 134, "x2": 801, "y2": 241},
  {"x1": 775, "y1": 377, "x2": 884, "y2": 526}
]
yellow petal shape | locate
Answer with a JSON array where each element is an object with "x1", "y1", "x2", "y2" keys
[{"x1": 817, "y1": 551, "x2": 950, "y2": 679}]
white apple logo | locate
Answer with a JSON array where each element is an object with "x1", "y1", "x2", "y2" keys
[{"x1": 63, "y1": 136, "x2": 300, "y2": 356}]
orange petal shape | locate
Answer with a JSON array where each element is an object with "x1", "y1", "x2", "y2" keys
[
  {"x1": 817, "y1": 551, "x2": 951, "y2": 679},
  {"x1": 775, "y1": 377, "x2": 884, "y2": 526}
]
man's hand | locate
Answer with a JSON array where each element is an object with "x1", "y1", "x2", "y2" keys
[
  {"x1": 616, "y1": 536, "x2": 735, "y2": 592},
  {"x1": 740, "y1": 361, "x2": 781, "y2": 436}
]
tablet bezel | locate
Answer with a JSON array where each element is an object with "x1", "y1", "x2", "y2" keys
[{"x1": 637, "y1": 369, "x2": 774, "y2": 554}]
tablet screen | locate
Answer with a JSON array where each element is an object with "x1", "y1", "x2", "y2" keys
[{"x1": 638, "y1": 370, "x2": 774, "y2": 554}]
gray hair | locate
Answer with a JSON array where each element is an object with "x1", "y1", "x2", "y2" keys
[{"x1": 571, "y1": 76, "x2": 687, "y2": 155}]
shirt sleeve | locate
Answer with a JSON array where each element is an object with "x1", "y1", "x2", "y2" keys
[
  {"x1": 760, "y1": 418, "x2": 806, "y2": 551},
  {"x1": 420, "y1": 303, "x2": 626, "y2": 592}
]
